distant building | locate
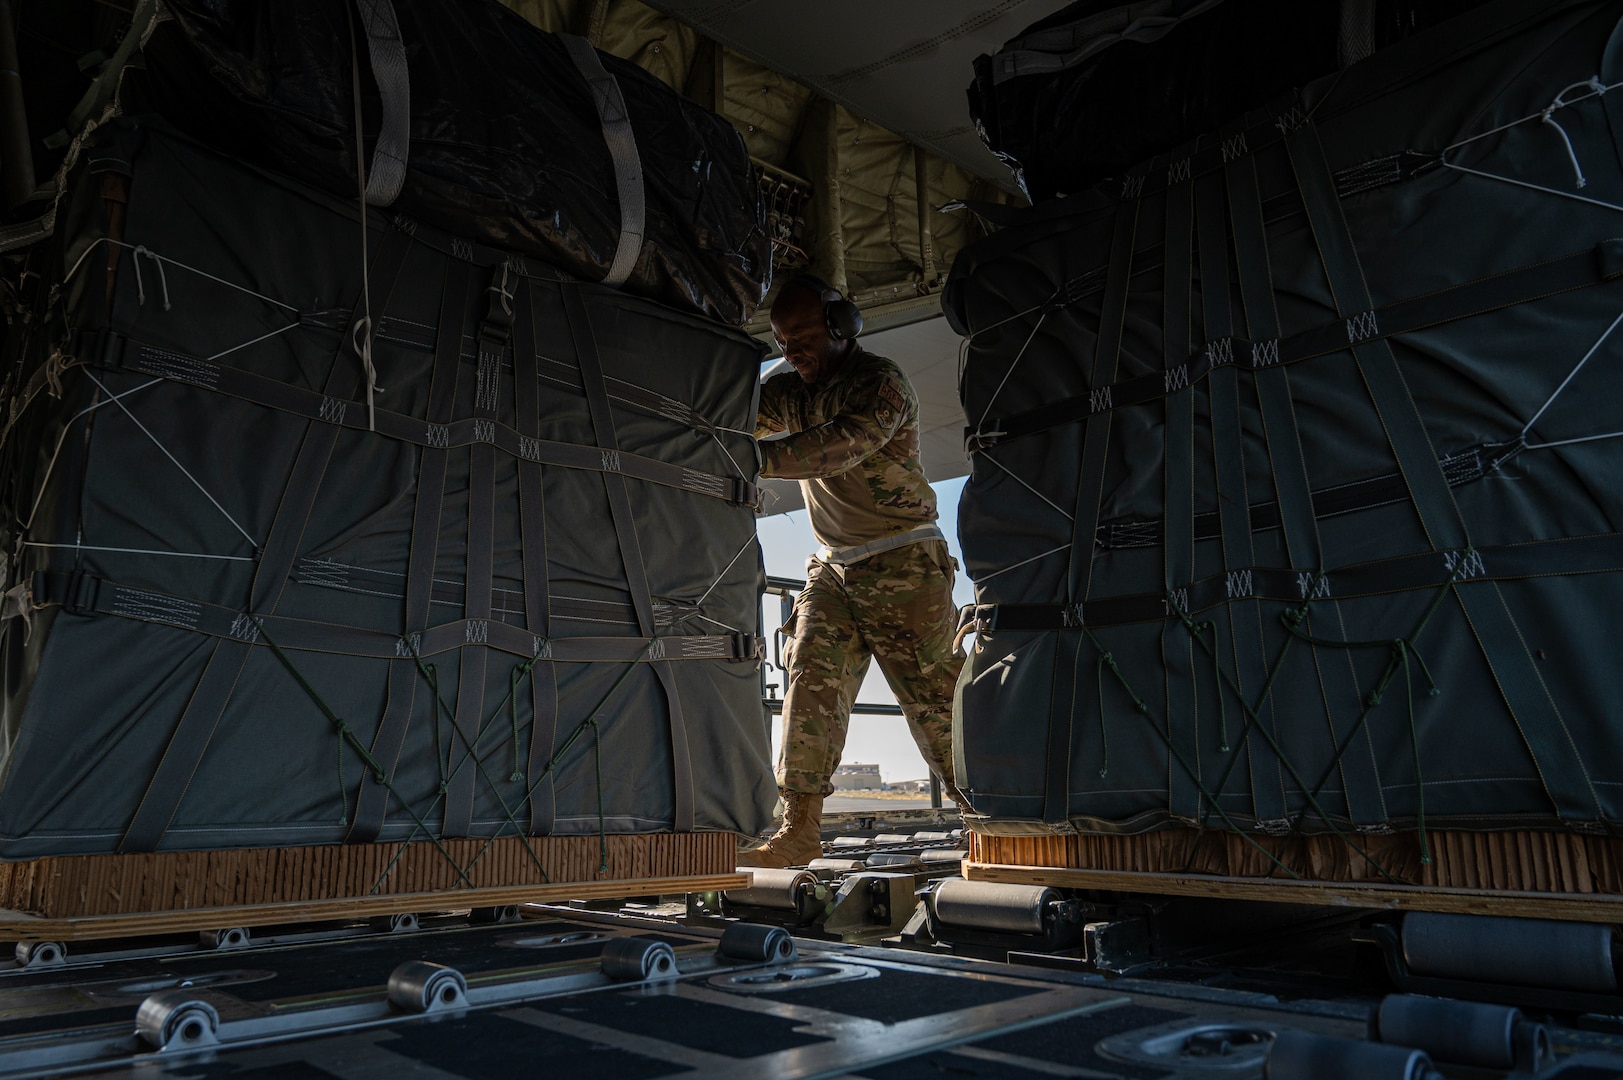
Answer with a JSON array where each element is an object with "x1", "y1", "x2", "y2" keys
[
  {"x1": 889, "y1": 778, "x2": 933, "y2": 794},
  {"x1": 831, "y1": 762, "x2": 883, "y2": 791}
]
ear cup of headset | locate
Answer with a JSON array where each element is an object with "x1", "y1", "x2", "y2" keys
[
  {"x1": 824, "y1": 298, "x2": 863, "y2": 340},
  {"x1": 787, "y1": 274, "x2": 864, "y2": 341}
]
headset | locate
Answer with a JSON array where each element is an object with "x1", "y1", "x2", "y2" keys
[{"x1": 788, "y1": 273, "x2": 864, "y2": 341}]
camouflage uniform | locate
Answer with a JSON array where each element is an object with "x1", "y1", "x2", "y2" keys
[{"x1": 757, "y1": 347, "x2": 963, "y2": 797}]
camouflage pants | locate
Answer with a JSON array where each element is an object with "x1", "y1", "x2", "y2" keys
[{"x1": 777, "y1": 538, "x2": 964, "y2": 796}]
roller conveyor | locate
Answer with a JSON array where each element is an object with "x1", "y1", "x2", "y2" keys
[{"x1": 0, "y1": 902, "x2": 1616, "y2": 1078}]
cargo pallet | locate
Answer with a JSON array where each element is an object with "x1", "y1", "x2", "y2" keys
[
  {"x1": 0, "y1": 833, "x2": 745, "y2": 941},
  {"x1": 967, "y1": 829, "x2": 1623, "y2": 923}
]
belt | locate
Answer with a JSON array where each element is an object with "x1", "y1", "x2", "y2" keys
[{"x1": 817, "y1": 524, "x2": 944, "y2": 567}]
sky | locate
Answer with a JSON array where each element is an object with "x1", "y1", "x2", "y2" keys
[{"x1": 754, "y1": 474, "x2": 973, "y2": 786}]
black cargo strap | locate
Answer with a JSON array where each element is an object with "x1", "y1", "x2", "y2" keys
[
  {"x1": 1161, "y1": 164, "x2": 1200, "y2": 821},
  {"x1": 364, "y1": 309, "x2": 735, "y2": 438},
  {"x1": 560, "y1": 35, "x2": 645, "y2": 289},
  {"x1": 510, "y1": 281, "x2": 560, "y2": 835},
  {"x1": 120, "y1": 225, "x2": 415, "y2": 854},
  {"x1": 351, "y1": 261, "x2": 472, "y2": 842},
  {"x1": 559, "y1": 283, "x2": 695, "y2": 833},
  {"x1": 1010, "y1": 92, "x2": 1416, "y2": 215},
  {"x1": 1285, "y1": 118, "x2": 1604, "y2": 828},
  {"x1": 1197, "y1": 159, "x2": 1286, "y2": 826},
  {"x1": 32, "y1": 571, "x2": 763, "y2": 664},
  {"x1": 289, "y1": 557, "x2": 700, "y2": 629},
  {"x1": 77, "y1": 329, "x2": 760, "y2": 508},
  {"x1": 446, "y1": 263, "x2": 516, "y2": 836},
  {"x1": 969, "y1": 237, "x2": 1623, "y2": 450},
  {"x1": 1225, "y1": 129, "x2": 1383, "y2": 828},
  {"x1": 352, "y1": 0, "x2": 410, "y2": 207},
  {"x1": 1094, "y1": 438, "x2": 1524, "y2": 552},
  {"x1": 1046, "y1": 196, "x2": 1140, "y2": 825},
  {"x1": 974, "y1": 531, "x2": 1623, "y2": 634}
]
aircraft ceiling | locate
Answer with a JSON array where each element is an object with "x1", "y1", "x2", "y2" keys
[{"x1": 640, "y1": 0, "x2": 1076, "y2": 187}]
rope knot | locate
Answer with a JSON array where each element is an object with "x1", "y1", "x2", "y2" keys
[
  {"x1": 130, "y1": 245, "x2": 172, "y2": 311},
  {"x1": 1366, "y1": 690, "x2": 1383, "y2": 707},
  {"x1": 43, "y1": 349, "x2": 67, "y2": 399},
  {"x1": 1541, "y1": 104, "x2": 1589, "y2": 189}
]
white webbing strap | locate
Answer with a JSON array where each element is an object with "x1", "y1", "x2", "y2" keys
[
  {"x1": 817, "y1": 525, "x2": 945, "y2": 567},
  {"x1": 353, "y1": 0, "x2": 410, "y2": 207},
  {"x1": 560, "y1": 34, "x2": 646, "y2": 288}
]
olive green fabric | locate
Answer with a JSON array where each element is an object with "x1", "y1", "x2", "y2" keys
[
  {"x1": 0, "y1": 119, "x2": 775, "y2": 857},
  {"x1": 945, "y1": 0, "x2": 1623, "y2": 838}
]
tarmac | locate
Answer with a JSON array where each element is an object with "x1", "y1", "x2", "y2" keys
[{"x1": 824, "y1": 794, "x2": 935, "y2": 812}]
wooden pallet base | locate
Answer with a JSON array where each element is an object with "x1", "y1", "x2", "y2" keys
[
  {"x1": 0, "y1": 832, "x2": 738, "y2": 919},
  {"x1": 0, "y1": 873, "x2": 750, "y2": 942},
  {"x1": 963, "y1": 862, "x2": 1623, "y2": 923},
  {"x1": 967, "y1": 828, "x2": 1623, "y2": 894}
]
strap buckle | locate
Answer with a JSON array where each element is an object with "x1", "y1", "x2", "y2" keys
[
  {"x1": 34, "y1": 570, "x2": 100, "y2": 615},
  {"x1": 729, "y1": 478, "x2": 761, "y2": 509},
  {"x1": 731, "y1": 633, "x2": 765, "y2": 662},
  {"x1": 68, "y1": 327, "x2": 125, "y2": 370}
]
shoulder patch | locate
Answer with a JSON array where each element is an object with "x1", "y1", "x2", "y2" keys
[{"x1": 876, "y1": 379, "x2": 906, "y2": 413}]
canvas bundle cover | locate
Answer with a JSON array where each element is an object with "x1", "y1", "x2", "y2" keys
[
  {"x1": 968, "y1": 0, "x2": 1497, "y2": 201},
  {"x1": 946, "y1": 0, "x2": 1623, "y2": 841},
  {"x1": 85, "y1": 0, "x2": 771, "y2": 325},
  {"x1": 0, "y1": 118, "x2": 775, "y2": 859}
]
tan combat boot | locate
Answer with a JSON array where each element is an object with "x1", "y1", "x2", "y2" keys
[{"x1": 737, "y1": 791, "x2": 825, "y2": 868}]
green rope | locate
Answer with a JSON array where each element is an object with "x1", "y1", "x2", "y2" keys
[
  {"x1": 1094, "y1": 648, "x2": 1153, "y2": 778},
  {"x1": 592, "y1": 716, "x2": 609, "y2": 873},
  {"x1": 403, "y1": 636, "x2": 656, "y2": 889},
  {"x1": 425, "y1": 662, "x2": 448, "y2": 795},
  {"x1": 1164, "y1": 600, "x2": 1404, "y2": 884},
  {"x1": 335, "y1": 723, "x2": 348, "y2": 826},
  {"x1": 1170, "y1": 599, "x2": 1292, "y2": 822},
  {"x1": 510, "y1": 664, "x2": 528, "y2": 783},
  {"x1": 459, "y1": 639, "x2": 657, "y2": 883},
  {"x1": 1094, "y1": 652, "x2": 1111, "y2": 777},
  {"x1": 1084, "y1": 628, "x2": 1302, "y2": 880},
  {"x1": 390, "y1": 647, "x2": 554, "y2": 890},
  {"x1": 1168, "y1": 594, "x2": 1229, "y2": 751},
  {"x1": 1399, "y1": 641, "x2": 1430, "y2": 864},
  {"x1": 1172, "y1": 555, "x2": 1461, "y2": 876},
  {"x1": 246, "y1": 616, "x2": 474, "y2": 889},
  {"x1": 521, "y1": 638, "x2": 656, "y2": 804},
  {"x1": 1278, "y1": 562, "x2": 1457, "y2": 867}
]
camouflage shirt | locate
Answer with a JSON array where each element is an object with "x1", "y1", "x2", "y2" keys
[{"x1": 756, "y1": 346, "x2": 937, "y2": 549}]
